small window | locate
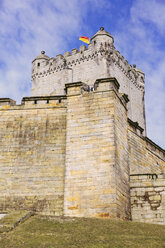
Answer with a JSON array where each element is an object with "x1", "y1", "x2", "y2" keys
[
  {"x1": 34, "y1": 100, "x2": 37, "y2": 104},
  {"x1": 37, "y1": 63, "x2": 40, "y2": 67},
  {"x1": 47, "y1": 99, "x2": 49, "y2": 104},
  {"x1": 94, "y1": 40, "x2": 96, "y2": 45},
  {"x1": 59, "y1": 99, "x2": 61, "y2": 103}
]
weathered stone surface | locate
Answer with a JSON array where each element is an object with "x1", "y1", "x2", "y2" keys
[
  {"x1": 64, "y1": 79, "x2": 130, "y2": 220},
  {"x1": 31, "y1": 28, "x2": 146, "y2": 133},
  {"x1": 0, "y1": 78, "x2": 164, "y2": 223},
  {"x1": 0, "y1": 28, "x2": 165, "y2": 225},
  {"x1": 130, "y1": 174, "x2": 165, "y2": 225},
  {"x1": 0, "y1": 97, "x2": 67, "y2": 216},
  {"x1": 128, "y1": 124, "x2": 165, "y2": 225}
]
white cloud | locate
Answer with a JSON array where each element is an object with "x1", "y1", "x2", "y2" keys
[
  {"x1": 131, "y1": 0, "x2": 165, "y2": 148},
  {"x1": 113, "y1": 0, "x2": 165, "y2": 148},
  {"x1": 131, "y1": 0, "x2": 165, "y2": 34},
  {"x1": 0, "y1": 0, "x2": 109, "y2": 102}
]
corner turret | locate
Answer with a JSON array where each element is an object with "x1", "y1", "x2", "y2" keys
[
  {"x1": 32, "y1": 51, "x2": 50, "y2": 75},
  {"x1": 91, "y1": 27, "x2": 114, "y2": 48}
]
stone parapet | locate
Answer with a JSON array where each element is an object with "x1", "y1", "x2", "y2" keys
[
  {"x1": 31, "y1": 43, "x2": 144, "y2": 92},
  {"x1": 0, "y1": 98, "x2": 16, "y2": 107},
  {"x1": 145, "y1": 137, "x2": 165, "y2": 161},
  {"x1": 94, "y1": 77, "x2": 120, "y2": 92},
  {"x1": 65, "y1": 82, "x2": 89, "y2": 96},
  {"x1": 128, "y1": 118, "x2": 144, "y2": 136}
]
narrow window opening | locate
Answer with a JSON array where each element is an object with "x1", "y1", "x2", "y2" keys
[
  {"x1": 59, "y1": 99, "x2": 61, "y2": 103},
  {"x1": 47, "y1": 99, "x2": 49, "y2": 104},
  {"x1": 37, "y1": 63, "x2": 40, "y2": 67},
  {"x1": 34, "y1": 100, "x2": 37, "y2": 104}
]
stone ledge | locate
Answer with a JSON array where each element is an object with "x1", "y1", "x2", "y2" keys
[
  {"x1": 128, "y1": 118, "x2": 144, "y2": 135},
  {"x1": 0, "y1": 98, "x2": 16, "y2": 106},
  {"x1": 94, "y1": 77, "x2": 120, "y2": 91},
  {"x1": 145, "y1": 137, "x2": 165, "y2": 156},
  {"x1": 22, "y1": 95, "x2": 67, "y2": 102},
  {"x1": 65, "y1": 82, "x2": 89, "y2": 96}
]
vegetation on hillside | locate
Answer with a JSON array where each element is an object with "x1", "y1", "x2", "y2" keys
[{"x1": 0, "y1": 216, "x2": 165, "y2": 248}]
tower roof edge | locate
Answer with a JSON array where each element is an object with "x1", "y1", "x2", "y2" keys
[
  {"x1": 32, "y1": 51, "x2": 50, "y2": 63},
  {"x1": 91, "y1": 27, "x2": 114, "y2": 42}
]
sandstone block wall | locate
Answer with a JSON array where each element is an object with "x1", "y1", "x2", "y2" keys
[
  {"x1": 128, "y1": 124, "x2": 165, "y2": 175},
  {"x1": 64, "y1": 78, "x2": 130, "y2": 219},
  {"x1": 130, "y1": 174, "x2": 165, "y2": 225},
  {"x1": 0, "y1": 96, "x2": 66, "y2": 216},
  {"x1": 0, "y1": 76, "x2": 164, "y2": 223},
  {"x1": 113, "y1": 89, "x2": 130, "y2": 219},
  {"x1": 128, "y1": 122, "x2": 165, "y2": 224}
]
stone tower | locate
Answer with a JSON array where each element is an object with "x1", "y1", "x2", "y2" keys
[
  {"x1": 31, "y1": 27, "x2": 146, "y2": 133},
  {"x1": 0, "y1": 27, "x2": 164, "y2": 225},
  {"x1": 63, "y1": 79, "x2": 131, "y2": 219}
]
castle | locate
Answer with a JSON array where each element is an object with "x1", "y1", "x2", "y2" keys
[{"x1": 0, "y1": 28, "x2": 164, "y2": 225}]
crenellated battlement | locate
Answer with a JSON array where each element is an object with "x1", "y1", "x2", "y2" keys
[
  {"x1": 0, "y1": 96, "x2": 67, "y2": 111},
  {"x1": 31, "y1": 27, "x2": 146, "y2": 133},
  {"x1": 31, "y1": 40, "x2": 144, "y2": 92}
]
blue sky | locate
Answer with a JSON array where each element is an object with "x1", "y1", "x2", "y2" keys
[{"x1": 0, "y1": 0, "x2": 165, "y2": 148}]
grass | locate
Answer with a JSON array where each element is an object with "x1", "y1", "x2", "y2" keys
[
  {"x1": 0, "y1": 215, "x2": 165, "y2": 248},
  {"x1": 0, "y1": 211, "x2": 32, "y2": 233}
]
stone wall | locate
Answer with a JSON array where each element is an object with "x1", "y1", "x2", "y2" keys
[
  {"x1": 114, "y1": 87, "x2": 131, "y2": 219},
  {"x1": 128, "y1": 123, "x2": 165, "y2": 175},
  {"x1": 31, "y1": 28, "x2": 146, "y2": 133},
  {"x1": 130, "y1": 174, "x2": 165, "y2": 225},
  {"x1": 0, "y1": 77, "x2": 164, "y2": 223},
  {"x1": 0, "y1": 96, "x2": 66, "y2": 216},
  {"x1": 110, "y1": 63, "x2": 145, "y2": 131},
  {"x1": 128, "y1": 122, "x2": 165, "y2": 224},
  {"x1": 64, "y1": 78, "x2": 130, "y2": 219},
  {"x1": 31, "y1": 48, "x2": 109, "y2": 96}
]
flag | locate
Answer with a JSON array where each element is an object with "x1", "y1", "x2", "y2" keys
[{"x1": 79, "y1": 36, "x2": 90, "y2": 44}]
